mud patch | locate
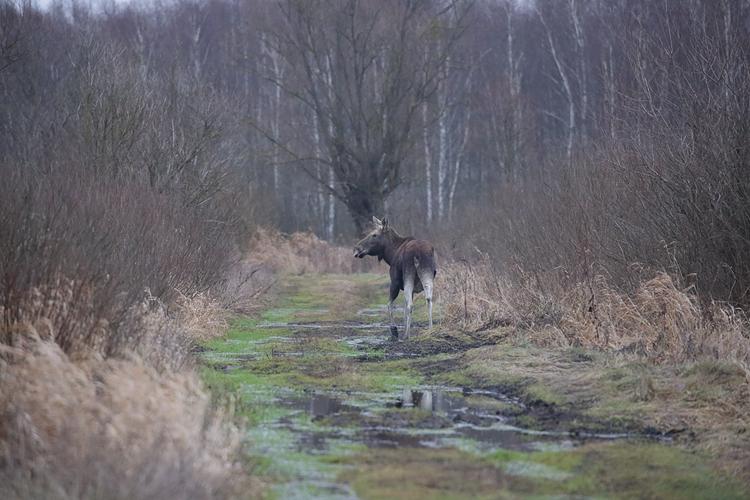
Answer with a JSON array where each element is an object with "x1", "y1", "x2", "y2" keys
[{"x1": 383, "y1": 331, "x2": 502, "y2": 359}]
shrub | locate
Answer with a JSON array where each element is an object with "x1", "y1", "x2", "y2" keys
[{"x1": 0, "y1": 165, "x2": 237, "y2": 356}]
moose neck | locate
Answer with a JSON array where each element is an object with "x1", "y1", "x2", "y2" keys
[{"x1": 380, "y1": 229, "x2": 408, "y2": 267}]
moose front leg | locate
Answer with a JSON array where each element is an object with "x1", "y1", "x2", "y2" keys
[{"x1": 403, "y1": 277, "x2": 415, "y2": 340}]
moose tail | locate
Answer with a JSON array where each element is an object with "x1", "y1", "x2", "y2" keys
[{"x1": 414, "y1": 250, "x2": 437, "y2": 279}]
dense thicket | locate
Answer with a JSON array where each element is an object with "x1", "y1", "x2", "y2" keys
[
  {"x1": 2, "y1": 0, "x2": 749, "y2": 305},
  {"x1": 0, "y1": 2, "x2": 241, "y2": 354}
]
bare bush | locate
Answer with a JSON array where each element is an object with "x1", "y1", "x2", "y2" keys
[
  {"x1": 218, "y1": 259, "x2": 276, "y2": 315},
  {"x1": 441, "y1": 12, "x2": 750, "y2": 311},
  {"x1": 0, "y1": 166, "x2": 237, "y2": 356}
]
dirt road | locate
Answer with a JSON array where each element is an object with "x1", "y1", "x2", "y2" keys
[{"x1": 202, "y1": 273, "x2": 745, "y2": 499}]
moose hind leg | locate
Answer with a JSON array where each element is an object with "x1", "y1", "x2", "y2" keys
[
  {"x1": 419, "y1": 271, "x2": 434, "y2": 329},
  {"x1": 403, "y1": 277, "x2": 415, "y2": 340},
  {"x1": 388, "y1": 283, "x2": 400, "y2": 339}
]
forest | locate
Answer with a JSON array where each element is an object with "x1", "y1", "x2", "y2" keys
[{"x1": 2, "y1": 0, "x2": 750, "y2": 498}]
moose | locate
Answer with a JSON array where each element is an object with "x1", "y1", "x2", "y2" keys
[{"x1": 354, "y1": 217, "x2": 437, "y2": 339}]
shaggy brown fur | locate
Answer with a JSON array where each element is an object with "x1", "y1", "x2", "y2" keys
[{"x1": 354, "y1": 217, "x2": 436, "y2": 339}]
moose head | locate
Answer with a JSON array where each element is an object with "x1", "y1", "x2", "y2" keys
[{"x1": 353, "y1": 216, "x2": 390, "y2": 260}]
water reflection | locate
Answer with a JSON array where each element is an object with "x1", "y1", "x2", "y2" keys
[
  {"x1": 399, "y1": 389, "x2": 440, "y2": 411},
  {"x1": 285, "y1": 388, "x2": 631, "y2": 455},
  {"x1": 397, "y1": 388, "x2": 483, "y2": 413},
  {"x1": 309, "y1": 394, "x2": 343, "y2": 417}
]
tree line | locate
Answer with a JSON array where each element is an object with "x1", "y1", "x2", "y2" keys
[{"x1": 2, "y1": 0, "x2": 750, "y2": 303}]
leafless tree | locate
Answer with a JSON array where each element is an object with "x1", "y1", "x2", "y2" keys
[{"x1": 269, "y1": 0, "x2": 470, "y2": 232}]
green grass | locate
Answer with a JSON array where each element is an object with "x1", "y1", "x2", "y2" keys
[{"x1": 341, "y1": 441, "x2": 746, "y2": 499}]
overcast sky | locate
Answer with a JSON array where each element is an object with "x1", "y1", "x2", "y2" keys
[{"x1": 33, "y1": 0, "x2": 155, "y2": 12}]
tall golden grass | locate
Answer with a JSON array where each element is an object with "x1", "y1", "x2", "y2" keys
[
  {"x1": 440, "y1": 259, "x2": 750, "y2": 371},
  {"x1": 0, "y1": 337, "x2": 246, "y2": 500},
  {"x1": 174, "y1": 290, "x2": 230, "y2": 343},
  {"x1": 248, "y1": 227, "x2": 378, "y2": 274},
  {"x1": 0, "y1": 283, "x2": 258, "y2": 500}
]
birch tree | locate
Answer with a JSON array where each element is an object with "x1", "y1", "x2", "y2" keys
[{"x1": 537, "y1": 2, "x2": 575, "y2": 162}]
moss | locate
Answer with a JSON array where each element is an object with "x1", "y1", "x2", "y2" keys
[
  {"x1": 288, "y1": 360, "x2": 421, "y2": 392},
  {"x1": 461, "y1": 394, "x2": 515, "y2": 413},
  {"x1": 577, "y1": 442, "x2": 745, "y2": 499},
  {"x1": 433, "y1": 370, "x2": 474, "y2": 387},
  {"x1": 339, "y1": 447, "x2": 526, "y2": 500},
  {"x1": 344, "y1": 440, "x2": 745, "y2": 499},
  {"x1": 260, "y1": 307, "x2": 300, "y2": 323},
  {"x1": 486, "y1": 448, "x2": 529, "y2": 464},
  {"x1": 482, "y1": 441, "x2": 746, "y2": 499},
  {"x1": 524, "y1": 382, "x2": 565, "y2": 406}
]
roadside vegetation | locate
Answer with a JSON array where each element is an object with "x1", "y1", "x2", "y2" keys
[
  {"x1": 0, "y1": 117, "x2": 266, "y2": 497},
  {"x1": 434, "y1": 259, "x2": 750, "y2": 482}
]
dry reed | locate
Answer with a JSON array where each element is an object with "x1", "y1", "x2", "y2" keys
[
  {"x1": 441, "y1": 259, "x2": 750, "y2": 369},
  {"x1": 248, "y1": 227, "x2": 378, "y2": 275},
  {"x1": 0, "y1": 333, "x2": 251, "y2": 500},
  {"x1": 174, "y1": 291, "x2": 230, "y2": 343},
  {"x1": 0, "y1": 279, "x2": 256, "y2": 499}
]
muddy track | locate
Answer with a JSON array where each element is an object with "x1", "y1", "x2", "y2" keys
[{"x1": 201, "y1": 274, "x2": 745, "y2": 499}]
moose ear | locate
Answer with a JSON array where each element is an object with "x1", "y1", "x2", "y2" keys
[{"x1": 372, "y1": 216, "x2": 382, "y2": 227}]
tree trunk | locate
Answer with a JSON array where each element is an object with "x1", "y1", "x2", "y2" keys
[
  {"x1": 570, "y1": 0, "x2": 587, "y2": 142},
  {"x1": 423, "y1": 102, "x2": 433, "y2": 223},
  {"x1": 327, "y1": 165, "x2": 335, "y2": 239},
  {"x1": 539, "y1": 6, "x2": 575, "y2": 163},
  {"x1": 449, "y1": 105, "x2": 471, "y2": 220},
  {"x1": 312, "y1": 110, "x2": 326, "y2": 234},
  {"x1": 437, "y1": 70, "x2": 449, "y2": 221},
  {"x1": 270, "y1": 49, "x2": 284, "y2": 195},
  {"x1": 348, "y1": 188, "x2": 386, "y2": 234}
]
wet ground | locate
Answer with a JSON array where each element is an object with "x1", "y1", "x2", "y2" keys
[{"x1": 201, "y1": 274, "x2": 746, "y2": 499}]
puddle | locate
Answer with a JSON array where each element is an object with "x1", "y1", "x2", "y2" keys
[
  {"x1": 269, "y1": 386, "x2": 634, "y2": 461},
  {"x1": 356, "y1": 306, "x2": 388, "y2": 317},
  {"x1": 273, "y1": 480, "x2": 357, "y2": 500},
  {"x1": 259, "y1": 321, "x2": 392, "y2": 331},
  {"x1": 202, "y1": 351, "x2": 260, "y2": 363},
  {"x1": 343, "y1": 336, "x2": 389, "y2": 348},
  {"x1": 308, "y1": 394, "x2": 347, "y2": 417}
]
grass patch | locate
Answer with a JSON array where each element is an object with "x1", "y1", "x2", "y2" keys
[{"x1": 338, "y1": 447, "x2": 523, "y2": 500}]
